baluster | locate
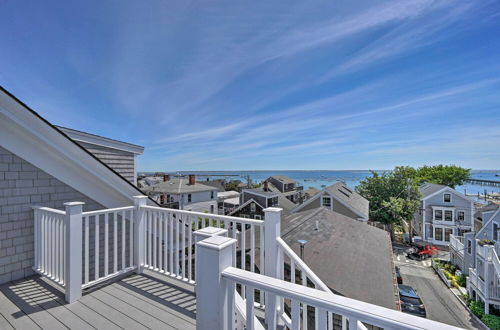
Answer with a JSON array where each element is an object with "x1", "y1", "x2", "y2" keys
[
  {"x1": 158, "y1": 212, "x2": 163, "y2": 271},
  {"x1": 182, "y1": 216, "x2": 186, "y2": 279},
  {"x1": 148, "y1": 210, "x2": 152, "y2": 267},
  {"x1": 176, "y1": 214, "x2": 180, "y2": 276},
  {"x1": 95, "y1": 215, "x2": 100, "y2": 280},
  {"x1": 232, "y1": 222, "x2": 237, "y2": 267},
  {"x1": 291, "y1": 300, "x2": 300, "y2": 330},
  {"x1": 302, "y1": 271, "x2": 308, "y2": 330},
  {"x1": 188, "y1": 217, "x2": 193, "y2": 281},
  {"x1": 169, "y1": 213, "x2": 173, "y2": 273},
  {"x1": 59, "y1": 216, "x2": 64, "y2": 282},
  {"x1": 241, "y1": 224, "x2": 246, "y2": 270},
  {"x1": 84, "y1": 216, "x2": 89, "y2": 284},
  {"x1": 114, "y1": 212, "x2": 118, "y2": 273},
  {"x1": 291, "y1": 259, "x2": 295, "y2": 284},
  {"x1": 317, "y1": 308, "x2": 327, "y2": 329},
  {"x1": 348, "y1": 317, "x2": 359, "y2": 330},
  {"x1": 250, "y1": 225, "x2": 255, "y2": 273},
  {"x1": 129, "y1": 210, "x2": 134, "y2": 267},
  {"x1": 55, "y1": 216, "x2": 60, "y2": 281},
  {"x1": 104, "y1": 213, "x2": 109, "y2": 276},
  {"x1": 245, "y1": 286, "x2": 255, "y2": 330},
  {"x1": 259, "y1": 225, "x2": 264, "y2": 306},
  {"x1": 62, "y1": 215, "x2": 65, "y2": 285},
  {"x1": 163, "y1": 213, "x2": 168, "y2": 273},
  {"x1": 121, "y1": 210, "x2": 125, "y2": 270},
  {"x1": 153, "y1": 211, "x2": 157, "y2": 270}
]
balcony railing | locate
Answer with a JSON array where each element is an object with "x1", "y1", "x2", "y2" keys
[
  {"x1": 449, "y1": 235, "x2": 464, "y2": 257},
  {"x1": 33, "y1": 196, "x2": 461, "y2": 329}
]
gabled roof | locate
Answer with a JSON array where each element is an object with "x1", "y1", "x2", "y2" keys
[
  {"x1": 0, "y1": 86, "x2": 156, "y2": 208},
  {"x1": 268, "y1": 175, "x2": 295, "y2": 184},
  {"x1": 242, "y1": 187, "x2": 279, "y2": 197},
  {"x1": 282, "y1": 207, "x2": 396, "y2": 309},
  {"x1": 292, "y1": 182, "x2": 369, "y2": 220},
  {"x1": 142, "y1": 178, "x2": 217, "y2": 194},
  {"x1": 419, "y1": 183, "x2": 475, "y2": 203},
  {"x1": 228, "y1": 198, "x2": 265, "y2": 216}
]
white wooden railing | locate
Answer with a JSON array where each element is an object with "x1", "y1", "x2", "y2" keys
[
  {"x1": 449, "y1": 235, "x2": 464, "y2": 257},
  {"x1": 33, "y1": 206, "x2": 66, "y2": 286},
  {"x1": 196, "y1": 233, "x2": 462, "y2": 330}
]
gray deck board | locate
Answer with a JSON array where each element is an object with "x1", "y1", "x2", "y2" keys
[{"x1": 0, "y1": 273, "x2": 197, "y2": 330}]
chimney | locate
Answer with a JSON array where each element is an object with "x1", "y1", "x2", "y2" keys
[
  {"x1": 263, "y1": 181, "x2": 269, "y2": 192},
  {"x1": 163, "y1": 174, "x2": 170, "y2": 182},
  {"x1": 189, "y1": 174, "x2": 196, "y2": 185}
]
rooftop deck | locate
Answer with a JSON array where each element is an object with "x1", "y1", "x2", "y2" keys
[{"x1": 0, "y1": 271, "x2": 196, "y2": 330}]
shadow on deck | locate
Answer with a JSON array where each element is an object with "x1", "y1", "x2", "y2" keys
[{"x1": 0, "y1": 270, "x2": 196, "y2": 329}]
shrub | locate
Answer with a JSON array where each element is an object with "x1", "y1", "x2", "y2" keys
[
  {"x1": 482, "y1": 314, "x2": 500, "y2": 330},
  {"x1": 469, "y1": 300, "x2": 485, "y2": 319},
  {"x1": 457, "y1": 274, "x2": 466, "y2": 287}
]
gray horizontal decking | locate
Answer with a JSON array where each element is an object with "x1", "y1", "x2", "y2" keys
[{"x1": 0, "y1": 271, "x2": 196, "y2": 329}]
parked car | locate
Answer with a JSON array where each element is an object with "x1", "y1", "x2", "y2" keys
[
  {"x1": 398, "y1": 284, "x2": 426, "y2": 318},
  {"x1": 406, "y1": 244, "x2": 439, "y2": 261},
  {"x1": 395, "y1": 266, "x2": 403, "y2": 284}
]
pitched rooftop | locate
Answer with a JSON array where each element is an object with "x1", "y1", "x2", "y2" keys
[{"x1": 142, "y1": 177, "x2": 216, "y2": 194}]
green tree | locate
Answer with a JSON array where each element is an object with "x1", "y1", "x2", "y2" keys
[
  {"x1": 356, "y1": 167, "x2": 420, "y2": 235},
  {"x1": 414, "y1": 165, "x2": 470, "y2": 188}
]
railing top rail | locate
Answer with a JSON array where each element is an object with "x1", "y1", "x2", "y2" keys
[
  {"x1": 276, "y1": 237, "x2": 330, "y2": 292},
  {"x1": 141, "y1": 205, "x2": 265, "y2": 226},
  {"x1": 222, "y1": 267, "x2": 462, "y2": 330},
  {"x1": 33, "y1": 206, "x2": 66, "y2": 215},
  {"x1": 82, "y1": 206, "x2": 135, "y2": 216}
]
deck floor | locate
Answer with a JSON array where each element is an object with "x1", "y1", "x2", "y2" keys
[{"x1": 0, "y1": 271, "x2": 196, "y2": 329}]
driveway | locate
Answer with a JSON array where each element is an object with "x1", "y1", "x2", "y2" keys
[{"x1": 393, "y1": 244, "x2": 481, "y2": 329}]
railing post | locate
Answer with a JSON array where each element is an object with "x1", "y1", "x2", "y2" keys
[
  {"x1": 264, "y1": 207, "x2": 282, "y2": 327},
  {"x1": 196, "y1": 235, "x2": 236, "y2": 330},
  {"x1": 193, "y1": 227, "x2": 228, "y2": 283},
  {"x1": 64, "y1": 201, "x2": 84, "y2": 303},
  {"x1": 134, "y1": 196, "x2": 148, "y2": 274}
]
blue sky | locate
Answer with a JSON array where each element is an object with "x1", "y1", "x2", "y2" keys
[{"x1": 1, "y1": 0, "x2": 500, "y2": 171}]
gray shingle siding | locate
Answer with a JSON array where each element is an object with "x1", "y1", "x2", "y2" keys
[
  {"x1": 77, "y1": 141, "x2": 136, "y2": 184},
  {"x1": 0, "y1": 146, "x2": 103, "y2": 284}
]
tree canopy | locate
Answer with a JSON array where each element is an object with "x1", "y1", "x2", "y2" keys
[{"x1": 356, "y1": 165, "x2": 470, "y2": 226}]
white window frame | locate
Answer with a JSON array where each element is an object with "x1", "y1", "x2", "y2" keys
[
  {"x1": 443, "y1": 193, "x2": 452, "y2": 203},
  {"x1": 254, "y1": 214, "x2": 262, "y2": 220},
  {"x1": 432, "y1": 206, "x2": 455, "y2": 225},
  {"x1": 321, "y1": 196, "x2": 332, "y2": 208}
]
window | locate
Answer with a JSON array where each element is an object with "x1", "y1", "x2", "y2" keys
[
  {"x1": 268, "y1": 197, "x2": 278, "y2": 207},
  {"x1": 434, "y1": 210, "x2": 443, "y2": 221},
  {"x1": 435, "y1": 227, "x2": 443, "y2": 241},
  {"x1": 211, "y1": 191, "x2": 214, "y2": 199},
  {"x1": 494, "y1": 223, "x2": 499, "y2": 241},
  {"x1": 444, "y1": 193, "x2": 451, "y2": 202},
  {"x1": 210, "y1": 205, "x2": 214, "y2": 213},
  {"x1": 254, "y1": 215, "x2": 262, "y2": 220},
  {"x1": 188, "y1": 194, "x2": 192, "y2": 202},
  {"x1": 444, "y1": 210, "x2": 453, "y2": 221},
  {"x1": 322, "y1": 197, "x2": 332, "y2": 207},
  {"x1": 445, "y1": 228, "x2": 453, "y2": 242},
  {"x1": 467, "y1": 239, "x2": 472, "y2": 254},
  {"x1": 457, "y1": 211, "x2": 465, "y2": 222},
  {"x1": 250, "y1": 202, "x2": 256, "y2": 212}
]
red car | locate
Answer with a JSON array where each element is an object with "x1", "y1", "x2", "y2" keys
[{"x1": 407, "y1": 244, "x2": 439, "y2": 260}]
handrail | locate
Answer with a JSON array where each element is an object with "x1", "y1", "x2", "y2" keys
[
  {"x1": 82, "y1": 206, "x2": 135, "y2": 216},
  {"x1": 493, "y1": 248, "x2": 500, "y2": 277},
  {"x1": 222, "y1": 267, "x2": 462, "y2": 330},
  {"x1": 141, "y1": 205, "x2": 264, "y2": 226},
  {"x1": 32, "y1": 206, "x2": 66, "y2": 215},
  {"x1": 276, "y1": 237, "x2": 330, "y2": 292}
]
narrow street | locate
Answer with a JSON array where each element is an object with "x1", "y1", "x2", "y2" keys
[{"x1": 393, "y1": 244, "x2": 481, "y2": 329}]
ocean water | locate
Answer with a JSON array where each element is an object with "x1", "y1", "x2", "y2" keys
[{"x1": 166, "y1": 170, "x2": 500, "y2": 201}]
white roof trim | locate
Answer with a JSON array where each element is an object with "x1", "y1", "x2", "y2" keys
[
  {"x1": 422, "y1": 186, "x2": 475, "y2": 203},
  {"x1": 476, "y1": 208, "x2": 500, "y2": 238},
  {"x1": 0, "y1": 88, "x2": 153, "y2": 208},
  {"x1": 292, "y1": 190, "x2": 368, "y2": 220},
  {"x1": 57, "y1": 126, "x2": 144, "y2": 155},
  {"x1": 228, "y1": 198, "x2": 264, "y2": 216}
]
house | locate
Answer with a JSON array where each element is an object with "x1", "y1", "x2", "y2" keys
[
  {"x1": 413, "y1": 183, "x2": 474, "y2": 246},
  {"x1": 229, "y1": 182, "x2": 296, "y2": 219},
  {"x1": 218, "y1": 190, "x2": 240, "y2": 214},
  {"x1": 292, "y1": 182, "x2": 369, "y2": 222},
  {"x1": 0, "y1": 86, "x2": 154, "y2": 284},
  {"x1": 282, "y1": 207, "x2": 398, "y2": 310},
  {"x1": 266, "y1": 175, "x2": 302, "y2": 203},
  {"x1": 0, "y1": 86, "x2": 455, "y2": 330},
  {"x1": 142, "y1": 175, "x2": 218, "y2": 213},
  {"x1": 463, "y1": 204, "x2": 500, "y2": 315},
  {"x1": 56, "y1": 126, "x2": 144, "y2": 185},
  {"x1": 302, "y1": 187, "x2": 320, "y2": 201}
]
